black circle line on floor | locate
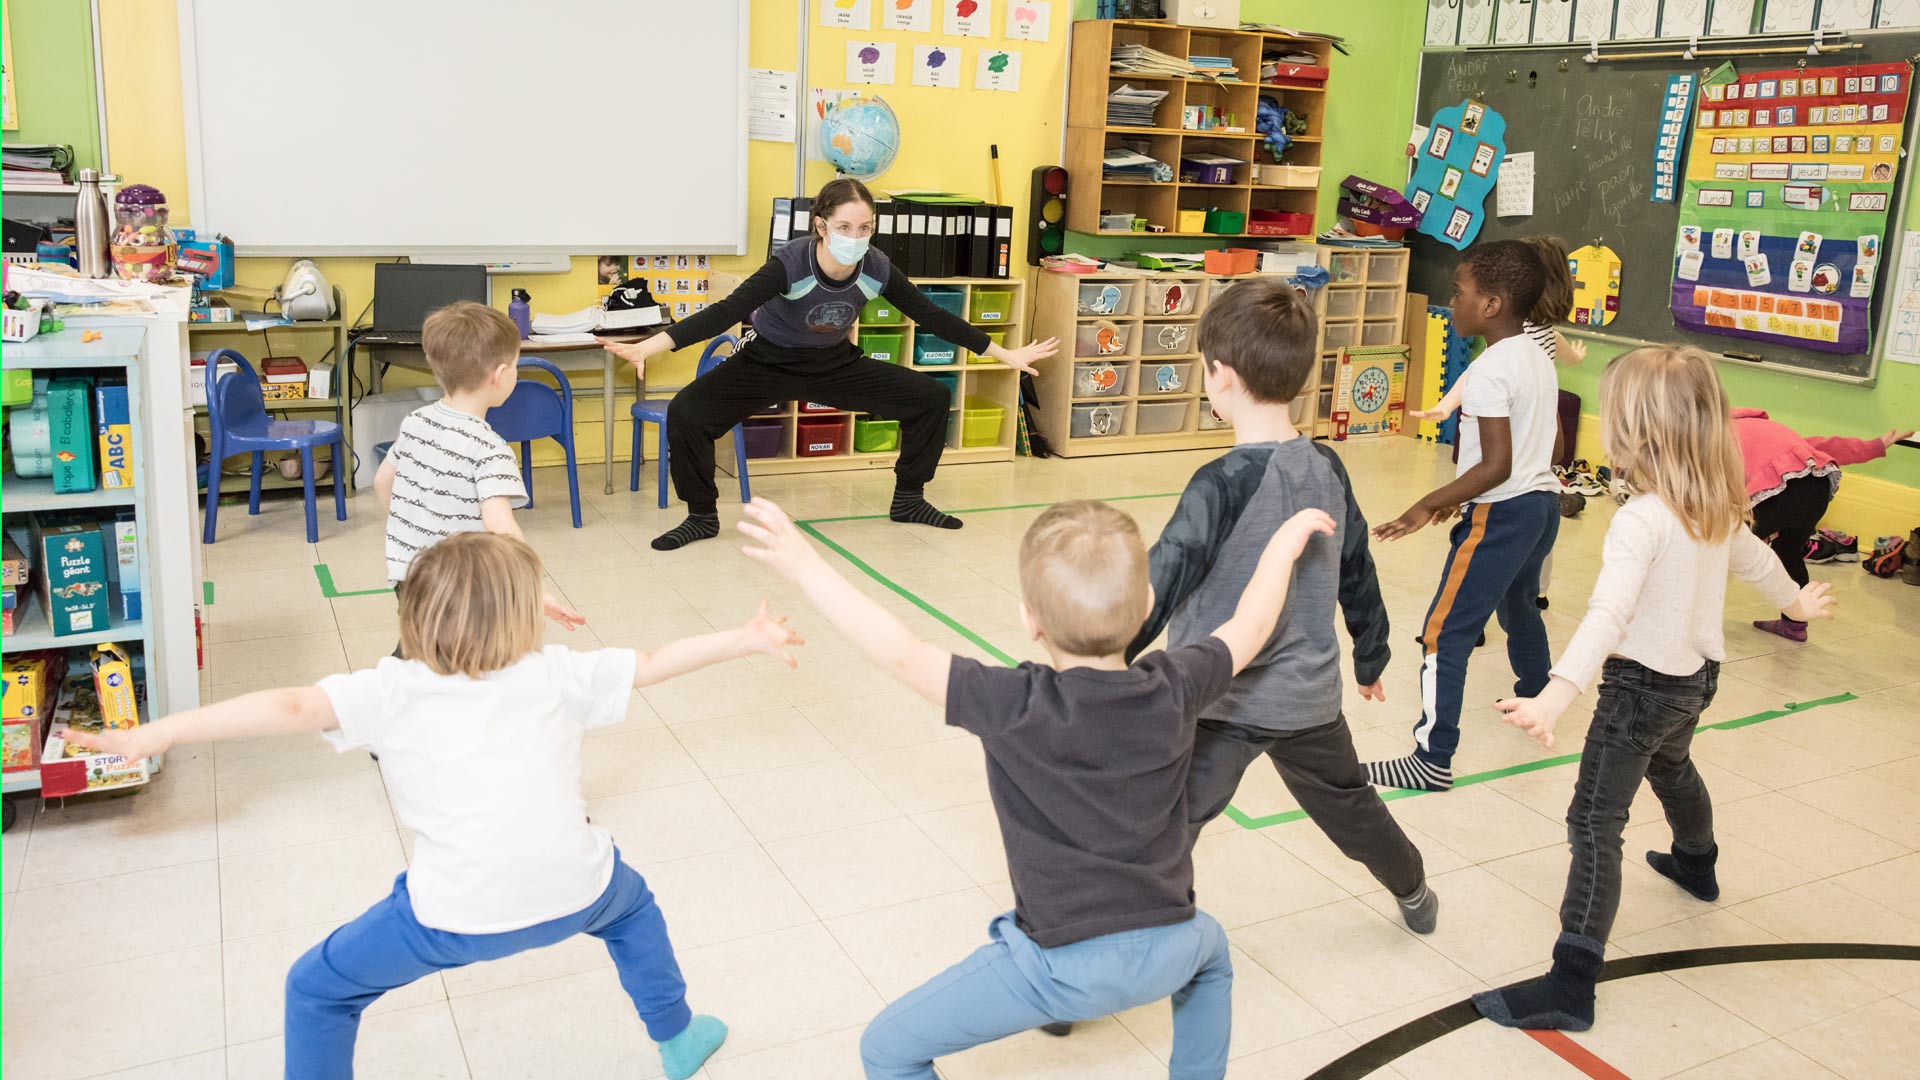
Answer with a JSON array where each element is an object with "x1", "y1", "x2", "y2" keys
[{"x1": 1305, "y1": 942, "x2": 1920, "y2": 1079}]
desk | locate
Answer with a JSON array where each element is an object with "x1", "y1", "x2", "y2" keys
[{"x1": 358, "y1": 330, "x2": 659, "y2": 495}]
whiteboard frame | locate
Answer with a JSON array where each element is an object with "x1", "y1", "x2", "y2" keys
[{"x1": 175, "y1": 0, "x2": 750, "y2": 258}]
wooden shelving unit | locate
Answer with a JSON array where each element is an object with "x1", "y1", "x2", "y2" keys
[
  {"x1": 1066, "y1": 19, "x2": 1335, "y2": 240},
  {"x1": 1308, "y1": 245, "x2": 1411, "y2": 438},
  {"x1": 719, "y1": 277, "x2": 1026, "y2": 476}
]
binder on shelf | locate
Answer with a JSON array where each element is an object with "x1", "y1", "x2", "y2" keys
[
  {"x1": 993, "y1": 205, "x2": 1014, "y2": 278},
  {"x1": 905, "y1": 202, "x2": 930, "y2": 276},
  {"x1": 933, "y1": 206, "x2": 953, "y2": 277},
  {"x1": 875, "y1": 199, "x2": 898, "y2": 263},
  {"x1": 968, "y1": 206, "x2": 994, "y2": 279},
  {"x1": 791, "y1": 197, "x2": 814, "y2": 243},
  {"x1": 770, "y1": 197, "x2": 793, "y2": 250}
]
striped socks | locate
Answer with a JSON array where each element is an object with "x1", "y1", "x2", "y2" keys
[
  {"x1": 1365, "y1": 754, "x2": 1455, "y2": 792},
  {"x1": 890, "y1": 488, "x2": 962, "y2": 530},
  {"x1": 651, "y1": 511, "x2": 720, "y2": 551}
]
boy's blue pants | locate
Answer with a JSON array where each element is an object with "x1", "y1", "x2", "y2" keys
[
  {"x1": 284, "y1": 855, "x2": 687, "y2": 1080},
  {"x1": 860, "y1": 910, "x2": 1234, "y2": 1080}
]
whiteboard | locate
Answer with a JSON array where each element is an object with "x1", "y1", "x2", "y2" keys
[{"x1": 177, "y1": 0, "x2": 749, "y2": 256}]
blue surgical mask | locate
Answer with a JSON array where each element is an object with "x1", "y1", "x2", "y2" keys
[{"x1": 825, "y1": 232, "x2": 870, "y2": 264}]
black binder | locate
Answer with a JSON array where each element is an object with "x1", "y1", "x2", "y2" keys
[{"x1": 993, "y1": 205, "x2": 1014, "y2": 278}]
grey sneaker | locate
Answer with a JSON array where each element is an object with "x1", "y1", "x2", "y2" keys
[{"x1": 1396, "y1": 882, "x2": 1440, "y2": 934}]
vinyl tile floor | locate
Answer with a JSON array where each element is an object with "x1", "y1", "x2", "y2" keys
[{"x1": 4, "y1": 438, "x2": 1916, "y2": 1079}]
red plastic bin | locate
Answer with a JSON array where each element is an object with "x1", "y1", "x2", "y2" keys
[{"x1": 796, "y1": 417, "x2": 848, "y2": 457}]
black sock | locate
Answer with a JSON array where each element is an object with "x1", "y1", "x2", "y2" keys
[
  {"x1": 652, "y1": 511, "x2": 720, "y2": 551},
  {"x1": 1473, "y1": 933, "x2": 1602, "y2": 1031},
  {"x1": 1039, "y1": 1022, "x2": 1073, "y2": 1037},
  {"x1": 890, "y1": 488, "x2": 962, "y2": 530},
  {"x1": 1647, "y1": 843, "x2": 1720, "y2": 902}
]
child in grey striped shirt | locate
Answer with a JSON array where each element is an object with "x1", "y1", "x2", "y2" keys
[{"x1": 374, "y1": 301, "x2": 584, "y2": 630}]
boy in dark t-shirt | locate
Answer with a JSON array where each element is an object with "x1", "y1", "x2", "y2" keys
[{"x1": 736, "y1": 495, "x2": 1335, "y2": 1080}]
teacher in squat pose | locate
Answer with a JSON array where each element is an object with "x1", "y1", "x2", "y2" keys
[{"x1": 609, "y1": 178, "x2": 1058, "y2": 551}]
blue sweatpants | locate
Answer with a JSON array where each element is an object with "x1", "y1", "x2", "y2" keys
[
  {"x1": 284, "y1": 856, "x2": 689, "y2": 1080},
  {"x1": 860, "y1": 911, "x2": 1233, "y2": 1080},
  {"x1": 1413, "y1": 491, "x2": 1560, "y2": 767}
]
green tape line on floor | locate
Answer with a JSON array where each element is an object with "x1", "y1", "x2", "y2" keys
[{"x1": 312, "y1": 564, "x2": 394, "y2": 599}]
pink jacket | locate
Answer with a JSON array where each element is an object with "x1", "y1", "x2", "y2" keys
[{"x1": 1730, "y1": 408, "x2": 1885, "y2": 505}]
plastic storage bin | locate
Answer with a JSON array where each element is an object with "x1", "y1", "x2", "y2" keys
[
  {"x1": 1073, "y1": 361, "x2": 1128, "y2": 397},
  {"x1": 1077, "y1": 281, "x2": 1134, "y2": 316},
  {"x1": 754, "y1": 402, "x2": 788, "y2": 417},
  {"x1": 741, "y1": 419, "x2": 786, "y2": 459},
  {"x1": 1364, "y1": 287, "x2": 1401, "y2": 318},
  {"x1": 957, "y1": 397, "x2": 1005, "y2": 447},
  {"x1": 1289, "y1": 394, "x2": 1313, "y2": 427},
  {"x1": 1325, "y1": 251, "x2": 1366, "y2": 283},
  {"x1": 1140, "y1": 361, "x2": 1194, "y2": 395},
  {"x1": 800, "y1": 401, "x2": 840, "y2": 413},
  {"x1": 914, "y1": 333, "x2": 959, "y2": 366},
  {"x1": 1197, "y1": 397, "x2": 1232, "y2": 430},
  {"x1": 853, "y1": 419, "x2": 901, "y2": 453},
  {"x1": 968, "y1": 287, "x2": 1015, "y2": 323},
  {"x1": 1367, "y1": 249, "x2": 1409, "y2": 283},
  {"x1": 1145, "y1": 279, "x2": 1198, "y2": 315},
  {"x1": 1142, "y1": 322, "x2": 1195, "y2": 356},
  {"x1": 796, "y1": 417, "x2": 847, "y2": 457},
  {"x1": 1071, "y1": 402, "x2": 1127, "y2": 438},
  {"x1": 860, "y1": 330, "x2": 906, "y2": 364},
  {"x1": 1361, "y1": 321, "x2": 1400, "y2": 346},
  {"x1": 862, "y1": 297, "x2": 905, "y2": 325},
  {"x1": 1075, "y1": 321, "x2": 1128, "y2": 357},
  {"x1": 928, "y1": 372, "x2": 959, "y2": 402},
  {"x1": 1322, "y1": 322, "x2": 1359, "y2": 351},
  {"x1": 1323, "y1": 288, "x2": 1362, "y2": 320},
  {"x1": 923, "y1": 286, "x2": 967, "y2": 318},
  {"x1": 966, "y1": 329, "x2": 1008, "y2": 364},
  {"x1": 1135, "y1": 400, "x2": 1188, "y2": 434}
]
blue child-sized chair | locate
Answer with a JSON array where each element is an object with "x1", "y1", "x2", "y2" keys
[
  {"x1": 486, "y1": 357, "x2": 583, "y2": 528},
  {"x1": 202, "y1": 348, "x2": 346, "y2": 545},
  {"x1": 630, "y1": 334, "x2": 751, "y2": 509}
]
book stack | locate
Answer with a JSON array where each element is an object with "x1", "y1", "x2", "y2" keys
[
  {"x1": 1187, "y1": 56, "x2": 1240, "y2": 82},
  {"x1": 261, "y1": 357, "x2": 309, "y2": 401},
  {"x1": 2, "y1": 145, "x2": 75, "y2": 188},
  {"x1": 1108, "y1": 85, "x2": 1170, "y2": 128},
  {"x1": 768, "y1": 195, "x2": 1014, "y2": 279},
  {"x1": 1110, "y1": 43, "x2": 1198, "y2": 79},
  {"x1": 1103, "y1": 144, "x2": 1174, "y2": 184}
]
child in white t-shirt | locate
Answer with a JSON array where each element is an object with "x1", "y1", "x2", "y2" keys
[{"x1": 61, "y1": 531, "x2": 802, "y2": 1080}]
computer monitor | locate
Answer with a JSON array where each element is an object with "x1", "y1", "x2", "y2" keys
[{"x1": 371, "y1": 263, "x2": 488, "y2": 333}]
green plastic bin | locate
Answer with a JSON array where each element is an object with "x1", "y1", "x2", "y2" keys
[
  {"x1": 956, "y1": 396, "x2": 1005, "y2": 447},
  {"x1": 968, "y1": 287, "x2": 1015, "y2": 323},
  {"x1": 966, "y1": 329, "x2": 1008, "y2": 365},
  {"x1": 860, "y1": 330, "x2": 906, "y2": 364},
  {"x1": 853, "y1": 419, "x2": 901, "y2": 453},
  {"x1": 862, "y1": 297, "x2": 905, "y2": 325}
]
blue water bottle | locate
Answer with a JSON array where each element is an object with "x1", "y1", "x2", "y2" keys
[{"x1": 508, "y1": 288, "x2": 532, "y2": 339}]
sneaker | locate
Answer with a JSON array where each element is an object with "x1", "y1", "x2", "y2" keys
[
  {"x1": 1805, "y1": 535, "x2": 1846, "y2": 564},
  {"x1": 1867, "y1": 536, "x2": 1907, "y2": 578},
  {"x1": 1904, "y1": 528, "x2": 1920, "y2": 586},
  {"x1": 1559, "y1": 492, "x2": 1586, "y2": 518},
  {"x1": 1819, "y1": 526, "x2": 1858, "y2": 550}
]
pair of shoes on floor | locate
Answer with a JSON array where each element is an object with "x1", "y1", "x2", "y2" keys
[
  {"x1": 1866, "y1": 535, "x2": 1908, "y2": 578},
  {"x1": 1555, "y1": 462, "x2": 1605, "y2": 497},
  {"x1": 1805, "y1": 530, "x2": 1859, "y2": 564}
]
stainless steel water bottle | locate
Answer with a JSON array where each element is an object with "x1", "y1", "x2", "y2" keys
[{"x1": 75, "y1": 169, "x2": 111, "y2": 278}]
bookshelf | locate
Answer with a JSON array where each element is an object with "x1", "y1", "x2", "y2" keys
[{"x1": 1066, "y1": 19, "x2": 1335, "y2": 240}]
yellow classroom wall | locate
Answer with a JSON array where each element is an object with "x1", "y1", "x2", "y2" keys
[{"x1": 94, "y1": 0, "x2": 1066, "y2": 467}]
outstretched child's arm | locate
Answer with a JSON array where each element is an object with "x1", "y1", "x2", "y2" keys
[
  {"x1": 478, "y1": 497, "x2": 587, "y2": 631},
  {"x1": 1806, "y1": 428, "x2": 1912, "y2": 466},
  {"x1": 1376, "y1": 417, "x2": 1513, "y2": 540},
  {"x1": 1209, "y1": 509, "x2": 1336, "y2": 674},
  {"x1": 1126, "y1": 469, "x2": 1235, "y2": 662},
  {"x1": 58, "y1": 687, "x2": 338, "y2": 764},
  {"x1": 737, "y1": 498, "x2": 954, "y2": 705},
  {"x1": 1408, "y1": 382, "x2": 1463, "y2": 422},
  {"x1": 631, "y1": 601, "x2": 804, "y2": 688}
]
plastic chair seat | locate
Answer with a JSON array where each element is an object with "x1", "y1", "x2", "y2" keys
[
  {"x1": 227, "y1": 419, "x2": 342, "y2": 448},
  {"x1": 629, "y1": 335, "x2": 750, "y2": 509},
  {"x1": 202, "y1": 348, "x2": 347, "y2": 544}
]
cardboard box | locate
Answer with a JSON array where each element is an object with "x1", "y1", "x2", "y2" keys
[
  {"x1": 47, "y1": 376, "x2": 97, "y2": 494},
  {"x1": 260, "y1": 381, "x2": 307, "y2": 402},
  {"x1": 95, "y1": 382, "x2": 134, "y2": 490},
  {"x1": 262, "y1": 357, "x2": 308, "y2": 384},
  {"x1": 35, "y1": 519, "x2": 111, "y2": 637},
  {"x1": 90, "y1": 643, "x2": 139, "y2": 731},
  {"x1": 189, "y1": 356, "x2": 239, "y2": 407},
  {"x1": 2, "y1": 718, "x2": 39, "y2": 772},
  {"x1": 1, "y1": 588, "x2": 15, "y2": 637},
  {"x1": 177, "y1": 235, "x2": 235, "y2": 288},
  {"x1": 2, "y1": 653, "x2": 68, "y2": 722},
  {"x1": 100, "y1": 513, "x2": 139, "y2": 622},
  {"x1": 1, "y1": 536, "x2": 28, "y2": 588},
  {"x1": 1, "y1": 368, "x2": 31, "y2": 407},
  {"x1": 40, "y1": 673, "x2": 151, "y2": 797},
  {"x1": 188, "y1": 303, "x2": 235, "y2": 323},
  {"x1": 307, "y1": 362, "x2": 334, "y2": 400}
]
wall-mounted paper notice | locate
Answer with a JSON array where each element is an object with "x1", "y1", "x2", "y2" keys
[
  {"x1": 846, "y1": 41, "x2": 897, "y2": 85},
  {"x1": 1496, "y1": 151, "x2": 1535, "y2": 217},
  {"x1": 1710, "y1": 0, "x2": 1757, "y2": 34},
  {"x1": 913, "y1": 44, "x2": 962, "y2": 88},
  {"x1": 1004, "y1": 0, "x2": 1051, "y2": 41},
  {"x1": 1886, "y1": 231, "x2": 1920, "y2": 364},
  {"x1": 1820, "y1": 0, "x2": 1875, "y2": 30},
  {"x1": 822, "y1": 0, "x2": 873, "y2": 31},
  {"x1": 748, "y1": 68, "x2": 797, "y2": 143},
  {"x1": 885, "y1": 0, "x2": 932, "y2": 32},
  {"x1": 1879, "y1": 0, "x2": 1920, "y2": 28},
  {"x1": 976, "y1": 48, "x2": 1021, "y2": 92},
  {"x1": 1763, "y1": 0, "x2": 1815, "y2": 32},
  {"x1": 945, "y1": 0, "x2": 994, "y2": 38}
]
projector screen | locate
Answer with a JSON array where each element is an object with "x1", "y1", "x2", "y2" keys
[{"x1": 178, "y1": 0, "x2": 748, "y2": 256}]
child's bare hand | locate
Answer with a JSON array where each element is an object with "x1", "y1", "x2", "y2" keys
[
  {"x1": 1373, "y1": 502, "x2": 1441, "y2": 541},
  {"x1": 1358, "y1": 680, "x2": 1386, "y2": 702},
  {"x1": 738, "y1": 498, "x2": 825, "y2": 580},
  {"x1": 56, "y1": 724, "x2": 166, "y2": 763},
  {"x1": 1493, "y1": 696, "x2": 1558, "y2": 749},
  {"x1": 990, "y1": 337, "x2": 1059, "y2": 376},
  {"x1": 604, "y1": 340, "x2": 649, "y2": 376},
  {"x1": 1269, "y1": 509, "x2": 1337, "y2": 562},
  {"x1": 1563, "y1": 336, "x2": 1588, "y2": 364},
  {"x1": 1408, "y1": 406, "x2": 1451, "y2": 421},
  {"x1": 1784, "y1": 580, "x2": 1836, "y2": 623},
  {"x1": 1881, "y1": 428, "x2": 1916, "y2": 450},
  {"x1": 543, "y1": 591, "x2": 586, "y2": 631},
  {"x1": 738, "y1": 599, "x2": 804, "y2": 668}
]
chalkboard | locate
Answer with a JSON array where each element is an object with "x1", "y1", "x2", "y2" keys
[{"x1": 1409, "y1": 35, "x2": 1920, "y2": 383}]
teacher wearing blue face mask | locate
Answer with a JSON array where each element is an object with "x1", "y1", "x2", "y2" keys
[{"x1": 609, "y1": 178, "x2": 1060, "y2": 551}]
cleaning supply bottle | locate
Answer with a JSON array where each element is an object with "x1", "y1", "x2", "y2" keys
[{"x1": 509, "y1": 289, "x2": 532, "y2": 339}]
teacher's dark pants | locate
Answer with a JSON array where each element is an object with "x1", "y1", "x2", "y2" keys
[{"x1": 665, "y1": 334, "x2": 950, "y2": 515}]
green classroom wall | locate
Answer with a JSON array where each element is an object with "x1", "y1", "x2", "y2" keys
[
  {"x1": 1, "y1": 0, "x2": 104, "y2": 173},
  {"x1": 1064, "y1": 0, "x2": 1425, "y2": 258}
]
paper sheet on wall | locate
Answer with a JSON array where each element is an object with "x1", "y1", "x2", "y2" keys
[
  {"x1": 1710, "y1": 0, "x2": 1756, "y2": 34},
  {"x1": 976, "y1": 49, "x2": 1021, "y2": 92},
  {"x1": 945, "y1": 0, "x2": 994, "y2": 38},
  {"x1": 1821, "y1": 0, "x2": 1876, "y2": 30},
  {"x1": 913, "y1": 45, "x2": 962, "y2": 88},
  {"x1": 821, "y1": 0, "x2": 873, "y2": 31},
  {"x1": 1614, "y1": 0, "x2": 1659, "y2": 38},
  {"x1": 886, "y1": 0, "x2": 932, "y2": 31},
  {"x1": 1885, "y1": 231, "x2": 1920, "y2": 364},
  {"x1": 1880, "y1": 0, "x2": 1920, "y2": 28},
  {"x1": 1425, "y1": 0, "x2": 1458, "y2": 46},
  {"x1": 846, "y1": 41, "x2": 897, "y2": 85},
  {"x1": 748, "y1": 68, "x2": 797, "y2": 143},
  {"x1": 1005, "y1": 1, "x2": 1051, "y2": 41},
  {"x1": 1494, "y1": 0, "x2": 1531, "y2": 44},
  {"x1": 1495, "y1": 151, "x2": 1535, "y2": 217},
  {"x1": 1660, "y1": 0, "x2": 1709, "y2": 36},
  {"x1": 1764, "y1": 0, "x2": 1815, "y2": 32}
]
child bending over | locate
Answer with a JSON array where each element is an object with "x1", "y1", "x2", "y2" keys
[
  {"x1": 1476, "y1": 346, "x2": 1833, "y2": 1031},
  {"x1": 62, "y1": 532, "x2": 803, "y2": 1080},
  {"x1": 736, "y1": 495, "x2": 1332, "y2": 1080}
]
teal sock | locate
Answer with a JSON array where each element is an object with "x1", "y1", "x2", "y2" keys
[{"x1": 659, "y1": 1014, "x2": 727, "y2": 1080}]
